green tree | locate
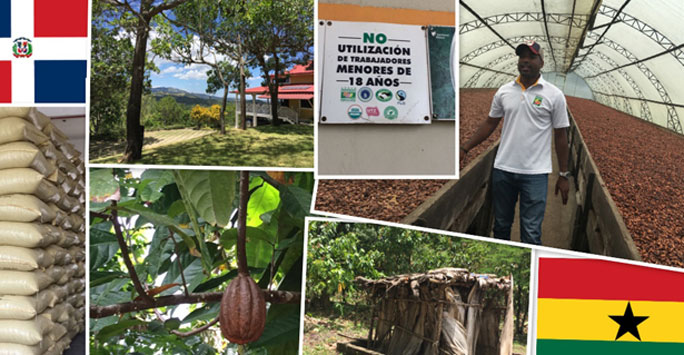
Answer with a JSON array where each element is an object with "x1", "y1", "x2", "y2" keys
[
  {"x1": 90, "y1": 1, "x2": 134, "y2": 139},
  {"x1": 243, "y1": 0, "x2": 313, "y2": 126},
  {"x1": 155, "y1": 96, "x2": 186, "y2": 126},
  {"x1": 206, "y1": 61, "x2": 241, "y2": 129},
  {"x1": 305, "y1": 222, "x2": 531, "y2": 340},
  {"x1": 90, "y1": 170, "x2": 314, "y2": 353},
  {"x1": 100, "y1": 0, "x2": 191, "y2": 161},
  {"x1": 153, "y1": 0, "x2": 252, "y2": 133}
]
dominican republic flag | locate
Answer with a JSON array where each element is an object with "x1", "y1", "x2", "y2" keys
[{"x1": 0, "y1": 0, "x2": 89, "y2": 104}]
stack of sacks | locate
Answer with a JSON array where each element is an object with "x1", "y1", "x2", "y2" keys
[{"x1": 0, "y1": 108, "x2": 85, "y2": 355}]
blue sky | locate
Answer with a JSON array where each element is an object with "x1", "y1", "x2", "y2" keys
[{"x1": 150, "y1": 59, "x2": 264, "y2": 97}]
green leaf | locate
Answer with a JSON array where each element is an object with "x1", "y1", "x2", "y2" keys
[
  {"x1": 90, "y1": 278, "x2": 131, "y2": 306},
  {"x1": 147, "y1": 320, "x2": 165, "y2": 334},
  {"x1": 279, "y1": 185, "x2": 311, "y2": 222},
  {"x1": 144, "y1": 227, "x2": 175, "y2": 281},
  {"x1": 90, "y1": 316, "x2": 118, "y2": 334},
  {"x1": 140, "y1": 170, "x2": 175, "y2": 203},
  {"x1": 161, "y1": 256, "x2": 205, "y2": 296},
  {"x1": 220, "y1": 228, "x2": 274, "y2": 269},
  {"x1": 90, "y1": 271, "x2": 127, "y2": 287},
  {"x1": 193, "y1": 269, "x2": 238, "y2": 293},
  {"x1": 122, "y1": 204, "x2": 176, "y2": 226},
  {"x1": 172, "y1": 171, "x2": 228, "y2": 273},
  {"x1": 90, "y1": 168, "x2": 118, "y2": 204},
  {"x1": 90, "y1": 228, "x2": 119, "y2": 272},
  {"x1": 278, "y1": 255, "x2": 302, "y2": 292},
  {"x1": 167, "y1": 200, "x2": 187, "y2": 218},
  {"x1": 95, "y1": 319, "x2": 145, "y2": 343},
  {"x1": 121, "y1": 204, "x2": 197, "y2": 253},
  {"x1": 173, "y1": 170, "x2": 236, "y2": 227},
  {"x1": 192, "y1": 267, "x2": 264, "y2": 293},
  {"x1": 182, "y1": 303, "x2": 220, "y2": 325},
  {"x1": 164, "y1": 318, "x2": 181, "y2": 331},
  {"x1": 220, "y1": 227, "x2": 275, "y2": 248},
  {"x1": 250, "y1": 304, "x2": 301, "y2": 348},
  {"x1": 247, "y1": 178, "x2": 280, "y2": 228}
]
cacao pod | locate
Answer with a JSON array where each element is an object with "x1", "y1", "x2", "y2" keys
[{"x1": 219, "y1": 273, "x2": 267, "y2": 344}]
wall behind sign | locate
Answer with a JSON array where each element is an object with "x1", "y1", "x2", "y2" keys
[{"x1": 317, "y1": 0, "x2": 456, "y2": 176}]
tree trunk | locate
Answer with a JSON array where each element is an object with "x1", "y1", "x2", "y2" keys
[
  {"x1": 123, "y1": 16, "x2": 150, "y2": 162},
  {"x1": 220, "y1": 83, "x2": 228, "y2": 134},
  {"x1": 238, "y1": 36, "x2": 247, "y2": 130},
  {"x1": 270, "y1": 51, "x2": 281, "y2": 126}
]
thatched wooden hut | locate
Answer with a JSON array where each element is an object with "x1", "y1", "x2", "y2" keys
[{"x1": 342, "y1": 268, "x2": 514, "y2": 355}]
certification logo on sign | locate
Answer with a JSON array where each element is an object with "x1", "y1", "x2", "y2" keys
[{"x1": 319, "y1": 21, "x2": 431, "y2": 124}]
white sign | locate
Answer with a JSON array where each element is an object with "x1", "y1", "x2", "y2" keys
[{"x1": 319, "y1": 21, "x2": 431, "y2": 124}]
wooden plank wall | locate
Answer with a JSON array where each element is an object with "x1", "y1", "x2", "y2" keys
[{"x1": 401, "y1": 143, "x2": 498, "y2": 232}]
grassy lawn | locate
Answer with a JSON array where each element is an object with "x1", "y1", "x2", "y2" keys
[{"x1": 90, "y1": 125, "x2": 313, "y2": 168}]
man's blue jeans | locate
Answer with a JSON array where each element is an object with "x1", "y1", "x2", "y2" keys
[{"x1": 491, "y1": 168, "x2": 548, "y2": 245}]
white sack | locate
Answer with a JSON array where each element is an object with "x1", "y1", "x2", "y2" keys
[
  {"x1": 0, "y1": 246, "x2": 54, "y2": 271},
  {"x1": 0, "y1": 168, "x2": 60, "y2": 203},
  {"x1": 0, "y1": 289, "x2": 56, "y2": 320},
  {"x1": 0, "y1": 270, "x2": 56, "y2": 295},
  {"x1": 0, "y1": 194, "x2": 55, "y2": 223},
  {"x1": 0, "y1": 315, "x2": 52, "y2": 345},
  {"x1": 0, "y1": 222, "x2": 61, "y2": 248},
  {"x1": 0, "y1": 118, "x2": 48, "y2": 146},
  {"x1": 0, "y1": 142, "x2": 55, "y2": 177}
]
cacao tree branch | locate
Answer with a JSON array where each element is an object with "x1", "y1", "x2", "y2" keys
[
  {"x1": 172, "y1": 317, "x2": 220, "y2": 337},
  {"x1": 149, "y1": 0, "x2": 191, "y2": 18},
  {"x1": 90, "y1": 211, "x2": 111, "y2": 221},
  {"x1": 89, "y1": 290, "x2": 300, "y2": 318},
  {"x1": 237, "y1": 171, "x2": 249, "y2": 275},
  {"x1": 259, "y1": 173, "x2": 282, "y2": 190},
  {"x1": 169, "y1": 230, "x2": 190, "y2": 297},
  {"x1": 152, "y1": 307, "x2": 219, "y2": 338},
  {"x1": 110, "y1": 201, "x2": 153, "y2": 303}
]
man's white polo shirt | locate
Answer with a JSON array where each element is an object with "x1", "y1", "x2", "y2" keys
[{"x1": 488, "y1": 75, "x2": 569, "y2": 174}]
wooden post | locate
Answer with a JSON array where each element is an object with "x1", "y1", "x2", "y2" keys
[
  {"x1": 571, "y1": 173, "x2": 595, "y2": 252},
  {"x1": 433, "y1": 303, "x2": 444, "y2": 355},
  {"x1": 367, "y1": 304, "x2": 376, "y2": 350},
  {"x1": 499, "y1": 277, "x2": 514, "y2": 355},
  {"x1": 252, "y1": 94, "x2": 258, "y2": 127}
]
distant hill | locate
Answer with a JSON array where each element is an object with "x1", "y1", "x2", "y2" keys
[{"x1": 151, "y1": 87, "x2": 235, "y2": 107}]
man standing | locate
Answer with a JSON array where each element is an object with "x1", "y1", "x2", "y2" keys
[{"x1": 460, "y1": 41, "x2": 570, "y2": 245}]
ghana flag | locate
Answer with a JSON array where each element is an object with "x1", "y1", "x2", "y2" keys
[{"x1": 536, "y1": 258, "x2": 684, "y2": 354}]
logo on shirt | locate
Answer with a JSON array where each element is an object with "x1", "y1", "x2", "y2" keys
[{"x1": 533, "y1": 96, "x2": 543, "y2": 107}]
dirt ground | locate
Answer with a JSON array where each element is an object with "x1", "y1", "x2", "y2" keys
[{"x1": 303, "y1": 313, "x2": 368, "y2": 354}]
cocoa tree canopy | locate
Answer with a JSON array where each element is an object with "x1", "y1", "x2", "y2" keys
[{"x1": 90, "y1": 168, "x2": 312, "y2": 354}]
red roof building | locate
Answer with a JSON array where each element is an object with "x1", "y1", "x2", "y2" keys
[{"x1": 234, "y1": 62, "x2": 314, "y2": 125}]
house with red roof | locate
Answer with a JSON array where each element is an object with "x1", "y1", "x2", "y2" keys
[{"x1": 234, "y1": 61, "x2": 314, "y2": 126}]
